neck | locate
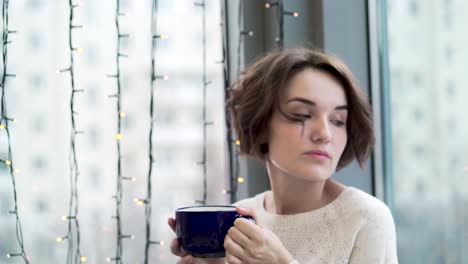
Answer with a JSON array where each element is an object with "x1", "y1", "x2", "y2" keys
[{"x1": 264, "y1": 159, "x2": 344, "y2": 215}]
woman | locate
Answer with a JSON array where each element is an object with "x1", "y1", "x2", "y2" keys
[{"x1": 168, "y1": 48, "x2": 398, "y2": 264}]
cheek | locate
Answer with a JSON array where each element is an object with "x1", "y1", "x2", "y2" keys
[
  {"x1": 334, "y1": 129, "x2": 348, "y2": 154},
  {"x1": 269, "y1": 124, "x2": 302, "y2": 150},
  {"x1": 268, "y1": 126, "x2": 304, "y2": 168}
]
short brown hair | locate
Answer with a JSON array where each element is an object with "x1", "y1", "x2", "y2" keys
[{"x1": 227, "y1": 48, "x2": 375, "y2": 170}]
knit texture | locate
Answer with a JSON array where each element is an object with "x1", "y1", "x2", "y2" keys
[{"x1": 233, "y1": 187, "x2": 398, "y2": 264}]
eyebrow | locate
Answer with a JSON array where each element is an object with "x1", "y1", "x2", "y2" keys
[{"x1": 286, "y1": 97, "x2": 348, "y2": 111}]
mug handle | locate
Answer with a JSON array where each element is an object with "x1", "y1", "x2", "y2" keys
[{"x1": 234, "y1": 214, "x2": 256, "y2": 224}]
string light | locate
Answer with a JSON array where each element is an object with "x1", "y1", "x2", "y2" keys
[
  {"x1": 107, "y1": 0, "x2": 132, "y2": 262},
  {"x1": 106, "y1": 257, "x2": 120, "y2": 262},
  {"x1": 264, "y1": 0, "x2": 299, "y2": 49},
  {"x1": 56, "y1": 236, "x2": 69, "y2": 243},
  {"x1": 222, "y1": 0, "x2": 254, "y2": 202},
  {"x1": 6, "y1": 253, "x2": 23, "y2": 258},
  {"x1": 150, "y1": 240, "x2": 165, "y2": 245},
  {"x1": 1, "y1": 0, "x2": 29, "y2": 262},
  {"x1": 152, "y1": 74, "x2": 169, "y2": 80},
  {"x1": 122, "y1": 176, "x2": 136, "y2": 181},
  {"x1": 234, "y1": 0, "x2": 247, "y2": 198},
  {"x1": 133, "y1": 198, "x2": 146, "y2": 207},
  {"x1": 55, "y1": 1, "x2": 86, "y2": 263},
  {"x1": 142, "y1": 1, "x2": 167, "y2": 262},
  {"x1": 265, "y1": 2, "x2": 278, "y2": 9},
  {"x1": 240, "y1": 30, "x2": 254, "y2": 37},
  {"x1": 153, "y1": 34, "x2": 169, "y2": 39},
  {"x1": 62, "y1": 215, "x2": 77, "y2": 221},
  {"x1": 193, "y1": 0, "x2": 213, "y2": 206},
  {"x1": 284, "y1": 11, "x2": 299, "y2": 17}
]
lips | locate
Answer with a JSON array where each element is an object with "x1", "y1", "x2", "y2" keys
[{"x1": 305, "y1": 150, "x2": 331, "y2": 159}]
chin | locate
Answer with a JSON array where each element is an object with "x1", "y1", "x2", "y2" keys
[{"x1": 293, "y1": 167, "x2": 330, "y2": 182}]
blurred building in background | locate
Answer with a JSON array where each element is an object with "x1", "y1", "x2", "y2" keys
[
  {"x1": 0, "y1": 0, "x2": 227, "y2": 263},
  {"x1": 387, "y1": 0, "x2": 468, "y2": 263}
]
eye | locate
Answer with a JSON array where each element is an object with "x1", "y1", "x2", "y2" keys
[
  {"x1": 292, "y1": 113, "x2": 311, "y2": 119},
  {"x1": 332, "y1": 120, "x2": 346, "y2": 127}
]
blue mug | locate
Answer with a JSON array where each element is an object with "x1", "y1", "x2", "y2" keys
[{"x1": 175, "y1": 205, "x2": 255, "y2": 258}]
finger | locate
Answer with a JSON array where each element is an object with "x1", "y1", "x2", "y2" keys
[
  {"x1": 168, "y1": 217, "x2": 176, "y2": 233},
  {"x1": 235, "y1": 207, "x2": 261, "y2": 228},
  {"x1": 225, "y1": 250, "x2": 242, "y2": 264},
  {"x1": 176, "y1": 255, "x2": 193, "y2": 264},
  {"x1": 170, "y1": 237, "x2": 188, "y2": 257},
  {"x1": 235, "y1": 206, "x2": 258, "y2": 222},
  {"x1": 224, "y1": 234, "x2": 245, "y2": 259},
  {"x1": 227, "y1": 226, "x2": 250, "y2": 248},
  {"x1": 233, "y1": 217, "x2": 263, "y2": 242}
]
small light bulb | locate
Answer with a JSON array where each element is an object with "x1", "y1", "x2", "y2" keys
[
  {"x1": 222, "y1": 189, "x2": 227, "y2": 194},
  {"x1": 237, "y1": 177, "x2": 245, "y2": 183},
  {"x1": 160, "y1": 241, "x2": 165, "y2": 245},
  {"x1": 160, "y1": 34, "x2": 169, "y2": 39},
  {"x1": 293, "y1": 12, "x2": 299, "y2": 17},
  {"x1": 80, "y1": 256, "x2": 87, "y2": 262},
  {"x1": 5, "y1": 160, "x2": 11, "y2": 165},
  {"x1": 265, "y1": 3, "x2": 270, "y2": 8},
  {"x1": 137, "y1": 201, "x2": 144, "y2": 206},
  {"x1": 163, "y1": 75, "x2": 169, "y2": 80},
  {"x1": 62, "y1": 216, "x2": 68, "y2": 221},
  {"x1": 76, "y1": 47, "x2": 84, "y2": 53},
  {"x1": 131, "y1": 177, "x2": 136, "y2": 182},
  {"x1": 14, "y1": 168, "x2": 20, "y2": 173},
  {"x1": 235, "y1": 140, "x2": 241, "y2": 145},
  {"x1": 119, "y1": 112, "x2": 126, "y2": 118},
  {"x1": 0, "y1": 124, "x2": 5, "y2": 129},
  {"x1": 12, "y1": 119, "x2": 16, "y2": 123},
  {"x1": 116, "y1": 133, "x2": 122, "y2": 140},
  {"x1": 57, "y1": 237, "x2": 63, "y2": 243},
  {"x1": 133, "y1": 198, "x2": 139, "y2": 203},
  {"x1": 6, "y1": 254, "x2": 11, "y2": 258},
  {"x1": 106, "y1": 257, "x2": 112, "y2": 262}
]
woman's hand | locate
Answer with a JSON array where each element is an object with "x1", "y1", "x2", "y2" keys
[
  {"x1": 168, "y1": 217, "x2": 226, "y2": 264},
  {"x1": 223, "y1": 207, "x2": 294, "y2": 264}
]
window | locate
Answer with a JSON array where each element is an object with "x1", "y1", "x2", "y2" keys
[
  {"x1": 382, "y1": 0, "x2": 468, "y2": 262},
  {"x1": 3, "y1": 0, "x2": 227, "y2": 262}
]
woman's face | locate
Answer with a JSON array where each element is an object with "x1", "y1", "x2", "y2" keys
[{"x1": 267, "y1": 68, "x2": 348, "y2": 181}]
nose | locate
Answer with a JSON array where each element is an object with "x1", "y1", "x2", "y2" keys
[{"x1": 308, "y1": 116, "x2": 332, "y2": 143}]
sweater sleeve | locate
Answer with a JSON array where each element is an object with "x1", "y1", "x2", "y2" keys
[{"x1": 348, "y1": 204, "x2": 398, "y2": 264}]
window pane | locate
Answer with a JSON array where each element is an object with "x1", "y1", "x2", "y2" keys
[
  {"x1": 0, "y1": 0, "x2": 227, "y2": 263},
  {"x1": 385, "y1": 0, "x2": 468, "y2": 263}
]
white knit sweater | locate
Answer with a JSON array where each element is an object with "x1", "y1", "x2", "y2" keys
[{"x1": 233, "y1": 187, "x2": 398, "y2": 264}]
